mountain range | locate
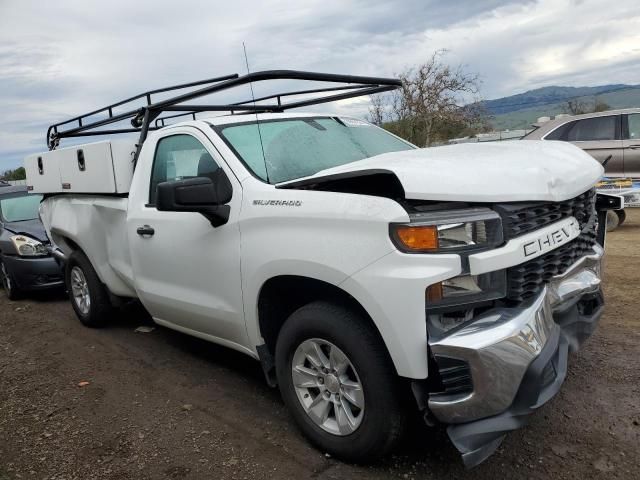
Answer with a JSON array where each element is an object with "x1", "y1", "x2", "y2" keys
[{"x1": 483, "y1": 84, "x2": 640, "y2": 130}]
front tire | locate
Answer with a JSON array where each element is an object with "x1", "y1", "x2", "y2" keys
[
  {"x1": 65, "y1": 250, "x2": 113, "y2": 327},
  {"x1": 275, "y1": 301, "x2": 408, "y2": 462},
  {"x1": 0, "y1": 257, "x2": 21, "y2": 301}
]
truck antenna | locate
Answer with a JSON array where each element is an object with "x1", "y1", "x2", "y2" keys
[{"x1": 243, "y1": 42, "x2": 269, "y2": 183}]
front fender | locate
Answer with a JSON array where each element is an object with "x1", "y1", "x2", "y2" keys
[{"x1": 340, "y1": 251, "x2": 461, "y2": 379}]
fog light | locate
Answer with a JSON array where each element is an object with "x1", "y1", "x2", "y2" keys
[
  {"x1": 428, "y1": 310, "x2": 475, "y2": 336},
  {"x1": 426, "y1": 270, "x2": 506, "y2": 309}
]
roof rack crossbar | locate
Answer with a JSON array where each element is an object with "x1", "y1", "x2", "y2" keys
[
  {"x1": 155, "y1": 111, "x2": 199, "y2": 128},
  {"x1": 231, "y1": 84, "x2": 371, "y2": 106},
  {"x1": 160, "y1": 104, "x2": 282, "y2": 112},
  {"x1": 56, "y1": 127, "x2": 163, "y2": 137},
  {"x1": 46, "y1": 70, "x2": 401, "y2": 152},
  {"x1": 152, "y1": 86, "x2": 371, "y2": 127},
  {"x1": 279, "y1": 84, "x2": 398, "y2": 110},
  {"x1": 46, "y1": 73, "x2": 240, "y2": 147},
  {"x1": 51, "y1": 73, "x2": 240, "y2": 129},
  {"x1": 153, "y1": 104, "x2": 284, "y2": 128},
  {"x1": 146, "y1": 70, "x2": 401, "y2": 111}
]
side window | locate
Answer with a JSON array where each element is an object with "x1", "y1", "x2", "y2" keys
[
  {"x1": 545, "y1": 121, "x2": 576, "y2": 140},
  {"x1": 149, "y1": 134, "x2": 221, "y2": 204},
  {"x1": 627, "y1": 114, "x2": 640, "y2": 139},
  {"x1": 565, "y1": 116, "x2": 617, "y2": 142}
]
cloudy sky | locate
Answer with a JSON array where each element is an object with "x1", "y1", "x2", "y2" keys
[{"x1": 1, "y1": 0, "x2": 639, "y2": 171}]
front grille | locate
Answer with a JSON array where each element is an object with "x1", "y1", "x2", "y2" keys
[
  {"x1": 496, "y1": 189, "x2": 598, "y2": 304},
  {"x1": 505, "y1": 231, "x2": 596, "y2": 303},
  {"x1": 495, "y1": 189, "x2": 596, "y2": 240}
]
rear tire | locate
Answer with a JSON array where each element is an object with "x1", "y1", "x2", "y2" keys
[
  {"x1": 275, "y1": 301, "x2": 408, "y2": 462},
  {"x1": 0, "y1": 257, "x2": 21, "y2": 301},
  {"x1": 606, "y1": 210, "x2": 620, "y2": 232},
  {"x1": 615, "y1": 209, "x2": 626, "y2": 226},
  {"x1": 65, "y1": 250, "x2": 113, "y2": 327}
]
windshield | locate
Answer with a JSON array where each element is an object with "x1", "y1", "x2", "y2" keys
[
  {"x1": 216, "y1": 117, "x2": 414, "y2": 184},
  {"x1": 0, "y1": 193, "x2": 43, "y2": 222}
]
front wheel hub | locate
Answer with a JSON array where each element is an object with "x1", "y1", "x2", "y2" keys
[{"x1": 291, "y1": 338, "x2": 365, "y2": 436}]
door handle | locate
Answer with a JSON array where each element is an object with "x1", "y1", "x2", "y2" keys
[
  {"x1": 629, "y1": 144, "x2": 640, "y2": 149},
  {"x1": 136, "y1": 225, "x2": 155, "y2": 236}
]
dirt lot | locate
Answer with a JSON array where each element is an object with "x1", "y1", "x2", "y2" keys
[{"x1": 1, "y1": 211, "x2": 639, "y2": 480}]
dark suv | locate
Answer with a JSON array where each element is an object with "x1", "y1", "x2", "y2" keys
[{"x1": 0, "y1": 183, "x2": 63, "y2": 299}]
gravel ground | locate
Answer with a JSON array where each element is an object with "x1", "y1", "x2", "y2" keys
[{"x1": 1, "y1": 210, "x2": 639, "y2": 480}]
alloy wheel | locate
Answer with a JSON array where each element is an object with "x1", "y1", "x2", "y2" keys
[
  {"x1": 291, "y1": 338, "x2": 365, "y2": 436},
  {"x1": 70, "y1": 266, "x2": 91, "y2": 315}
]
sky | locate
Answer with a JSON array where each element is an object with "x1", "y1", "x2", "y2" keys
[{"x1": 1, "y1": 0, "x2": 640, "y2": 171}]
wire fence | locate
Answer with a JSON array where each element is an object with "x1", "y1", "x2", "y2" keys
[{"x1": 447, "y1": 129, "x2": 534, "y2": 144}]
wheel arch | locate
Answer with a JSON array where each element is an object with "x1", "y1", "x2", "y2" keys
[
  {"x1": 256, "y1": 275, "x2": 398, "y2": 382},
  {"x1": 52, "y1": 231, "x2": 81, "y2": 257}
]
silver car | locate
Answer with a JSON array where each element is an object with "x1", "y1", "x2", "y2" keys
[{"x1": 524, "y1": 108, "x2": 640, "y2": 178}]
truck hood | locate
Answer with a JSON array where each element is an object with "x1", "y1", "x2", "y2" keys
[{"x1": 277, "y1": 140, "x2": 603, "y2": 202}]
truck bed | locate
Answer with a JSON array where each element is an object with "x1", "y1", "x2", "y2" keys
[{"x1": 40, "y1": 195, "x2": 137, "y2": 297}]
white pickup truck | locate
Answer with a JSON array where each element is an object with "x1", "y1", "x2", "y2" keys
[{"x1": 26, "y1": 71, "x2": 613, "y2": 467}]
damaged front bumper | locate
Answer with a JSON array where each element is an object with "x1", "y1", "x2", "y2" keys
[{"x1": 425, "y1": 245, "x2": 604, "y2": 467}]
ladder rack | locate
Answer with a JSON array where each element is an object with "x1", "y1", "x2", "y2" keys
[{"x1": 46, "y1": 70, "x2": 402, "y2": 165}]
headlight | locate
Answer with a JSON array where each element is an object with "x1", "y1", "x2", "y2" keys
[
  {"x1": 10, "y1": 235, "x2": 48, "y2": 257},
  {"x1": 390, "y1": 208, "x2": 503, "y2": 253}
]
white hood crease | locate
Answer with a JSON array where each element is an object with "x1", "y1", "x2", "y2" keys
[{"x1": 278, "y1": 140, "x2": 604, "y2": 203}]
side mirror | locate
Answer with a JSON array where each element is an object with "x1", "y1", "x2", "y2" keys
[{"x1": 156, "y1": 175, "x2": 233, "y2": 227}]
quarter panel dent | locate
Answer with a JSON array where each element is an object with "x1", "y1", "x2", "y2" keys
[{"x1": 40, "y1": 195, "x2": 136, "y2": 297}]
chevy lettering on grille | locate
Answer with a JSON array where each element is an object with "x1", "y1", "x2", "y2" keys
[
  {"x1": 468, "y1": 216, "x2": 584, "y2": 275},
  {"x1": 523, "y1": 218, "x2": 580, "y2": 257}
]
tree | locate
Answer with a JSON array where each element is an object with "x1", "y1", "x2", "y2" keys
[
  {"x1": 367, "y1": 93, "x2": 387, "y2": 126},
  {"x1": 563, "y1": 96, "x2": 611, "y2": 115},
  {"x1": 368, "y1": 51, "x2": 489, "y2": 146},
  {"x1": 593, "y1": 96, "x2": 611, "y2": 113},
  {"x1": 563, "y1": 98, "x2": 590, "y2": 115},
  {"x1": 0, "y1": 167, "x2": 26, "y2": 181}
]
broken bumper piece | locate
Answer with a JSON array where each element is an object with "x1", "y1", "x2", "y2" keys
[{"x1": 428, "y1": 245, "x2": 604, "y2": 467}]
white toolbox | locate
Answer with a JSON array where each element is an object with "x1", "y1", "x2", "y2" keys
[{"x1": 25, "y1": 140, "x2": 137, "y2": 194}]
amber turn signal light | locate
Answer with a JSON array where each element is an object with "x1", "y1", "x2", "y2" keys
[{"x1": 393, "y1": 225, "x2": 439, "y2": 251}]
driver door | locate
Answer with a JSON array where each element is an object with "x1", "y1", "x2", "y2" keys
[{"x1": 127, "y1": 128, "x2": 248, "y2": 350}]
